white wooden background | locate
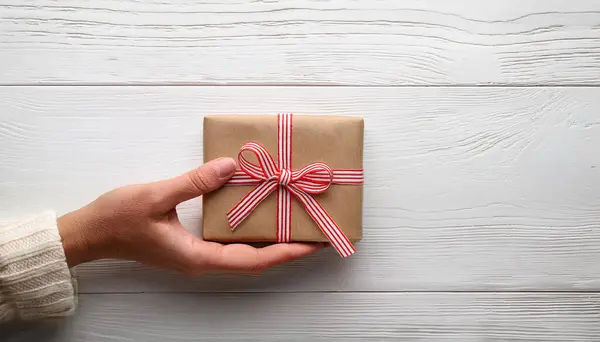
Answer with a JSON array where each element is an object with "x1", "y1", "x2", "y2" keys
[{"x1": 2, "y1": 1, "x2": 600, "y2": 341}]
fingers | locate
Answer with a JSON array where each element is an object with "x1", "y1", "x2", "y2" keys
[
  {"x1": 151, "y1": 157, "x2": 237, "y2": 210},
  {"x1": 197, "y1": 241, "x2": 325, "y2": 273}
]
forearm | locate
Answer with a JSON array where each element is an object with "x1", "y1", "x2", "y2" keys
[{"x1": 0, "y1": 212, "x2": 77, "y2": 323}]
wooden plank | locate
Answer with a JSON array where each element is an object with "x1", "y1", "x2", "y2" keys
[
  {"x1": 1, "y1": 86, "x2": 600, "y2": 292},
  {"x1": 5, "y1": 293, "x2": 600, "y2": 341},
  {"x1": 2, "y1": 0, "x2": 600, "y2": 85}
]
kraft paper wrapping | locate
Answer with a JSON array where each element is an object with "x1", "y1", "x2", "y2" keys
[{"x1": 202, "y1": 115, "x2": 363, "y2": 242}]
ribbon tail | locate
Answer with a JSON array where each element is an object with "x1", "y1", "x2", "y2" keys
[
  {"x1": 287, "y1": 185, "x2": 356, "y2": 258},
  {"x1": 227, "y1": 181, "x2": 278, "y2": 229}
]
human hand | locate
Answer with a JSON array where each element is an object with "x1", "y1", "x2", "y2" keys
[{"x1": 57, "y1": 157, "x2": 324, "y2": 274}]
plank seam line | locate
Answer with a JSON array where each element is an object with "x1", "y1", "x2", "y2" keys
[
  {"x1": 1, "y1": 84, "x2": 600, "y2": 88},
  {"x1": 77, "y1": 290, "x2": 600, "y2": 295}
]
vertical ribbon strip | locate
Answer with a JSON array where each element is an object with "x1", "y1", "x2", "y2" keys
[
  {"x1": 277, "y1": 113, "x2": 292, "y2": 243},
  {"x1": 226, "y1": 113, "x2": 363, "y2": 258}
]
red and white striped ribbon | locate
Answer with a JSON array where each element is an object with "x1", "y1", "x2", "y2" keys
[{"x1": 226, "y1": 113, "x2": 363, "y2": 258}]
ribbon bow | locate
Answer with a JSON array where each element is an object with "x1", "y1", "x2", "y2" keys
[{"x1": 226, "y1": 113, "x2": 363, "y2": 258}]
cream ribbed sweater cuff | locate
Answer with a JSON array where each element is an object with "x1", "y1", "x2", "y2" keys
[{"x1": 0, "y1": 211, "x2": 78, "y2": 322}]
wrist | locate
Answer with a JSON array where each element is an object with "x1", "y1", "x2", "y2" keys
[{"x1": 57, "y1": 208, "x2": 97, "y2": 267}]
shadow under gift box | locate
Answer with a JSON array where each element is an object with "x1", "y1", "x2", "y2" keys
[{"x1": 202, "y1": 115, "x2": 363, "y2": 243}]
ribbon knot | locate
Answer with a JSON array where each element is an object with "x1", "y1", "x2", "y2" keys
[
  {"x1": 277, "y1": 169, "x2": 292, "y2": 186},
  {"x1": 225, "y1": 113, "x2": 363, "y2": 258}
]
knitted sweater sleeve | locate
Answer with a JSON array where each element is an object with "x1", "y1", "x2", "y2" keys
[{"x1": 0, "y1": 211, "x2": 77, "y2": 323}]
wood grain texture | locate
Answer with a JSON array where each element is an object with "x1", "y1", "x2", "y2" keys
[
  {"x1": 2, "y1": 0, "x2": 600, "y2": 85},
  {"x1": 1, "y1": 86, "x2": 599, "y2": 293},
  {"x1": 5, "y1": 293, "x2": 600, "y2": 341}
]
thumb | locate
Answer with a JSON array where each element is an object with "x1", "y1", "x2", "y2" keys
[{"x1": 152, "y1": 157, "x2": 237, "y2": 210}]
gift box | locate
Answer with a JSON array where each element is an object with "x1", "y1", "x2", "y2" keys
[{"x1": 202, "y1": 114, "x2": 364, "y2": 257}]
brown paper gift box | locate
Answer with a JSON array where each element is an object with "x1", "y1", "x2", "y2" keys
[{"x1": 202, "y1": 115, "x2": 363, "y2": 243}]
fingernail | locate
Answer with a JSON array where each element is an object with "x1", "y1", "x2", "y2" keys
[{"x1": 214, "y1": 157, "x2": 237, "y2": 178}]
